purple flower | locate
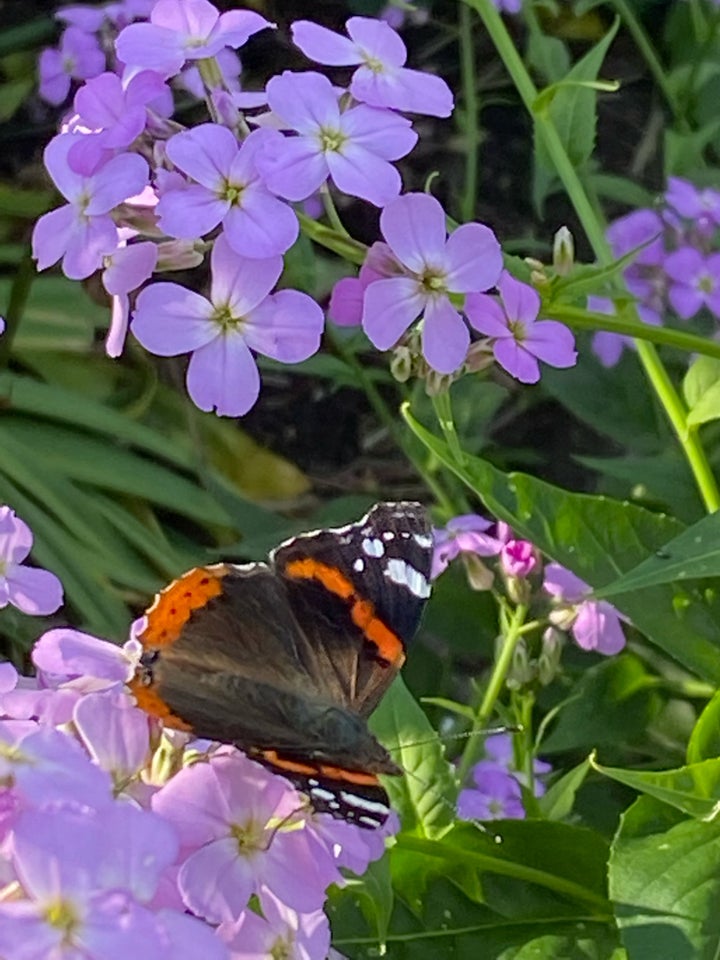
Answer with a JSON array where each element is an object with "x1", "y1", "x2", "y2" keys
[
  {"x1": 544, "y1": 562, "x2": 627, "y2": 655},
  {"x1": 432, "y1": 514, "x2": 504, "y2": 579},
  {"x1": 483, "y1": 733, "x2": 551, "y2": 797},
  {"x1": 500, "y1": 539, "x2": 536, "y2": 578},
  {"x1": 158, "y1": 125, "x2": 298, "y2": 258},
  {"x1": 607, "y1": 208, "x2": 664, "y2": 266},
  {"x1": 219, "y1": 891, "x2": 330, "y2": 960},
  {"x1": 588, "y1": 294, "x2": 662, "y2": 368},
  {"x1": 457, "y1": 761, "x2": 525, "y2": 821},
  {"x1": 665, "y1": 177, "x2": 720, "y2": 226},
  {"x1": 465, "y1": 271, "x2": 577, "y2": 383},
  {"x1": 0, "y1": 507, "x2": 63, "y2": 616},
  {"x1": 664, "y1": 247, "x2": 720, "y2": 320},
  {"x1": 38, "y1": 26, "x2": 105, "y2": 105},
  {"x1": 72, "y1": 70, "x2": 169, "y2": 157},
  {"x1": 32, "y1": 135, "x2": 148, "y2": 280},
  {"x1": 152, "y1": 753, "x2": 337, "y2": 922},
  {"x1": 328, "y1": 242, "x2": 402, "y2": 326},
  {"x1": 32, "y1": 627, "x2": 137, "y2": 685},
  {"x1": 291, "y1": 17, "x2": 453, "y2": 118},
  {"x1": 103, "y1": 238, "x2": 158, "y2": 357},
  {"x1": 116, "y1": 0, "x2": 271, "y2": 78},
  {"x1": 257, "y1": 71, "x2": 417, "y2": 208},
  {"x1": 131, "y1": 235, "x2": 324, "y2": 416},
  {"x1": 362, "y1": 193, "x2": 502, "y2": 373},
  {"x1": 492, "y1": 0, "x2": 523, "y2": 11},
  {"x1": 74, "y1": 688, "x2": 151, "y2": 786}
]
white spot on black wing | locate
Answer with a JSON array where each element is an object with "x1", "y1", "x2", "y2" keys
[{"x1": 362, "y1": 537, "x2": 385, "y2": 558}]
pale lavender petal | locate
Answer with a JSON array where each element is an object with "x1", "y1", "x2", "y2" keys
[
  {"x1": 266, "y1": 71, "x2": 340, "y2": 133},
  {"x1": 352, "y1": 66, "x2": 453, "y2": 117},
  {"x1": 592, "y1": 330, "x2": 628, "y2": 367},
  {"x1": 464, "y1": 293, "x2": 509, "y2": 336},
  {"x1": 380, "y1": 193, "x2": 447, "y2": 272},
  {"x1": 166, "y1": 124, "x2": 237, "y2": 188},
  {"x1": 38, "y1": 48, "x2": 71, "y2": 105},
  {"x1": 106, "y1": 295, "x2": 130, "y2": 358},
  {"x1": 33, "y1": 627, "x2": 132, "y2": 683},
  {"x1": 152, "y1": 0, "x2": 218, "y2": 32},
  {"x1": 186, "y1": 334, "x2": 261, "y2": 416},
  {"x1": 57, "y1": 6, "x2": 106, "y2": 30},
  {"x1": 79, "y1": 896, "x2": 166, "y2": 960},
  {"x1": 665, "y1": 178, "x2": 701, "y2": 218},
  {"x1": 494, "y1": 339, "x2": 540, "y2": 383},
  {"x1": 421, "y1": 298, "x2": 469, "y2": 373},
  {"x1": 62, "y1": 214, "x2": 118, "y2": 280},
  {"x1": 573, "y1": 601, "x2": 626, "y2": 655},
  {"x1": 43, "y1": 134, "x2": 85, "y2": 201},
  {"x1": 328, "y1": 277, "x2": 364, "y2": 326},
  {"x1": 668, "y1": 284, "x2": 703, "y2": 320},
  {"x1": 115, "y1": 23, "x2": 185, "y2": 76},
  {"x1": 498, "y1": 271, "x2": 540, "y2": 322},
  {"x1": 0, "y1": 908, "x2": 63, "y2": 959},
  {"x1": 544, "y1": 562, "x2": 588, "y2": 602},
  {"x1": 663, "y1": 246, "x2": 703, "y2": 281},
  {"x1": 156, "y1": 910, "x2": 230, "y2": 960},
  {"x1": 244, "y1": 289, "x2": 324, "y2": 362},
  {"x1": 178, "y1": 839, "x2": 254, "y2": 923},
  {"x1": 31, "y1": 205, "x2": 76, "y2": 271},
  {"x1": 347, "y1": 16, "x2": 407, "y2": 65},
  {"x1": 103, "y1": 241, "x2": 157, "y2": 296},
  {"x1": 222, "y1": 189, "x2": 298, "y2": 258},
  {"x1": 213, "y1": 9, "x2": 271, "y2": 50},
  {"x1": 7, "y1": 567, "x2": 63, "y2": 616},
  {"x1": 340, "y1": 103, "x2": 417, "y2": 161},
  {"x1": 86, "y1": 153, "x2": 148, "y2": 215},
  {"x1": 0, "y1": 661, "x2": 18, "y2": 693},
  {"x1": 291, "y1": 19, "x2": 360, "y2": 65},
  {"x1": 445, "y1": 224, "x2": 502, "y2": 293},
  {"x1": 63, "y1": 25, "x2": 105, "y2": 79},
  {"x1": 210, "y1": 235, "x2": 281, "y2": 313},
  {"x1": 157, "y1": 184, "x2": 228, "y2": 239},
  {"x1": 125, "y1": 69, "x2": 169, "y2": 108},
  {"x1": 362, "y1": 276, "x2": 425, "y2": 349},
  {"x1": 132, "y1": 283, "x2": 215, "y2": 355},
  {"x1": 327, "y1": 142, "x2": 401, "y2": 207},
  {"x1": 74, "y1": 71, "x2": 124, "y2": 127},
  {"x1": 0, "y1": 510, "x2": 32, "y2": 563},
  {"x1": 257, "y1": 135, "x2": 329, "y2": 202},
  {"x1": 74, "y1": 688, "x2": 150, "y2": 781},
  {"x1": 525, "y1": 319, "x2": 576, "y2": 367}
]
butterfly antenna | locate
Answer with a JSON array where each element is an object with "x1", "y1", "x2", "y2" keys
[{"x1": 386, "y1": 723, "x2": 523, "y2": 752}]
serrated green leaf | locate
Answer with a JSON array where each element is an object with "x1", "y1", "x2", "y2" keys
[
  {"x1": 592, "y1": 754, "x2": 720, "y2": 819},
  {"x1": 610, "y1": 796, "x2": 720, "y2": 959},
  {"x1": 595, "y1": 510, "x2": 720, "y2": 598},
  {"x1": 402, "y1": 406, "x2": 720, "y2": 682}
]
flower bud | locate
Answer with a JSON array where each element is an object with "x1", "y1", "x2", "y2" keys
[
  {"x1": 501, "y1": 540, "x2": 537, "y2": 579},
  {"x1": 548, "y1": 602, "x2": 578, "y2": 632},
  {"x1": 156, "y1": 239, "x2": 205, "y2": 272},
  {"x1": 553, "y1": 226, "x2": 575, "y2": 277},
  {"x1": 462, "y1": 552, "x2": 495, "y2": 591},
  {"x1": 537, "y1": 627, "x2": 564, "y2": 685},
  {"x1": 391, "y1": 345, "x2": 414, "y2": 382},
  {"x1": 505, "y1": 637, "x2": 534, "y2": 689}
]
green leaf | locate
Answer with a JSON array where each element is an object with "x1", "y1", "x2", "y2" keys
[
  {"x1": 591, "y1": 754, "x2": 720, "y2": 819},
  {"x1": 687, "y1": 691, "x2": 720, "y2": 765},
  {"x1": 533, "y1": 19, "x2": 620, "y2": 171},
  {"x1": 402, "y1": 407, "x2": 720, "y2": 682},
  {"x1": 684, "y1": 356, "x2": 720, "y2": 430},
  {"x1": 595, "y1": 510, "x2": 720, "y2": 598},
  {"x1": 610, "y1": 796, "x2": 720, "y2": 959},
  {"x1": 539, "y1": 758, "x2": 591, "y2": 820},
  {"x1": 370, "y1": 677, "x2": 456, "y2": 839}
]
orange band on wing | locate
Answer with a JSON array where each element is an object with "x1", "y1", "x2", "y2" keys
[
  {"x1": 139, "y1": 564, "x2": 229, "y2": 649},
  {"x1": 260, "y1": 750, "x2": 381, "y2": 787},
  {"x1": 284, "y1": 559, "x2": 404, "y2": 667},
  {"x1": 127, "y1": 676, "x2": 192, "y2": 731}
]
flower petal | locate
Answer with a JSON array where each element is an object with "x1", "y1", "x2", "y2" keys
[
  {"x1": 421, "y1": 298, "x2": 469, "y2": 374},
  {"x1": 256, "y1": 135, "x2": 329, "y2": 202},
  {"x1": 266, "y1": 70, "x2": 339, "y2": 134},
  {"x1": 464, "y1": 293, "x2": 509, "y2": 336},
  {"x1": 186, "y1": 333, "x2": 260, "y2": 417},
  {"x1": 210, "y1": 235, "x2": 281, "y2": 314},
  {"x1": 380, "y1": 193, "x2": 447, "y2": 272},
  {"x1": 166, "y1": 123, "x2": 237, "y2": 188},
  {"x1": 31, "y1": 205, "x2": 76, "y2": 272},
  {"x1": 132, "y1": 283, "x2": 215, "y2": 355},
  {"x1": 85, "y1": 153, "x2": 149, "y2": 215},
  {"x1": 498, "y1": 270, "x2": 540, "y2": 321},
  {"x1": 157, "y1": 184, "x2": 228, "y2": 239},
  {"x1": 291, "y1": 20, "x2": 360, "y2": 65},
  {"x1": 346, "y1": 16, "x2": 407, "y2": 66},
  {"x1": 339, "y1": 104, "x2": 417, "y2": 161},
  {"x1": 493, "y1": 338, "x2": 540, "y2": 383},
  {"x1": 7, "y1": 566, "x2": 63, "y2": 616},
  {"x1": 524, "y1": 320, "x2": 576, "y2": 368},
  {"x1": 222, "y1": 189, "x2": 298, "y2": 258},
  {"x1": 326, "y1": 143, "x2": 401, "y2": 207},
  {"x1": 444, "y1": 223, "x2": 502, "y2": 293},
  {"x1": 362, "y1": 276, "x2": 424, "y2": 349},
  {"x1": 244, "y1": 289, "x2": 324, "y2": 362},
  {"x1": 352, "y1": 66, "x2": 453, "y2": 118}
]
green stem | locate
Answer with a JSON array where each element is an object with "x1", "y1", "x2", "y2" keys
[
  {"x1": 610, "y1": 0, "x2": 685, "y2": 126},
  {"x1": 464, "y1": 0, "x2": 720, "y2": 515},
  {"x1": 459, "y1": 3, "x2": 479, "y2": 222},
  {"x1": 320, "y1": 187, "x2": 351, "y2": 238},
  {"x1": 0, "y1": 253, "x2": 35, "y2": 370},
  {"x1": 683, "y1": 6, "x2": 720, "y2": 119},
  {"x1": 456, "y1": 602, "x2": 528, "y2": 785},
  {"x1": 549, "y1": 304, "x2": 720, "y2": 360},
  {"x1": 432, "y1": 388, "x2": 464, "y2": 464}
]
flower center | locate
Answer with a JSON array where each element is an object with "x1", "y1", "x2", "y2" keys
[
  {"x1": 45, "y1": 899, "x2": 80, "y2": 942},
  {"x1": 420, "y1": 269, "x2": 447, "y2": 295},
  {"x1": 508, "y1": 318, "x2": 526, "y2": 342},
  {"x1": 230, "y1": 819, "x2": 265, "y2": 855},
  {"x1": 211, "y1": 304, "x2": 243, "y2": 333},
  {"x1": 318, "y1": 127, "x2": 347, "y2": 155},
  {"x1": 220, "y1": 179, "x2": 244, "y2": 206},
  {"x1": 270, "y1": 936, "x2": 292, "y2": 960},
  {"x1": 361, "y1": 53, "x2": 385, "y2": 75},
  {"x1": 697, "y1": 272, "x2": 715, "y2": 294}
]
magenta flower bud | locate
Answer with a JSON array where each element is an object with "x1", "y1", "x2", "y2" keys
[{"x1": 500, "y1": 539, "x2": 537, "y2": 579}]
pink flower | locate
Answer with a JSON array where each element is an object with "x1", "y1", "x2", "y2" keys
[
  {"x1": 32, "y1": 134, "x2": 148, "y2": 280},
  {"x1": 465, "y1": 271, "x2": 577, "y2": 383},
  {"x1": 291, "y1": 17, "x2": 453, "y2": 117},
  {"x1": 0, "y1": 507, "x2": 63, "y2": 616},
  {"x1": 544, "y1": 563, "x2": 627, "y2": 655},
  {"x1": 256, "y1": 71, "x2": 417, "y2": 208},
  {"x1": 432, "y1": 514, "x2": 504, "y2": 579},
  {"x1": 362, "y1": 193, "x2": 502, "y2": 373},
  {"x1": 131, "y1": 235, "x2": 324, "y2": 416},
  {"x1": 500, "y1": 539, "x2": 536, "y2": 578},
  {"x1": 115, "y1": 0, "x2": 271, "y2": 78},
  {"x1": 157, "y1": 125, "x2": 298, "y2": 258}
]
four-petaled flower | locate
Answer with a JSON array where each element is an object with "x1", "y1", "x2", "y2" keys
[
  {"x1": 663, "y1": 247, "x2": 720, "y2": 320},
  {"x1": 544, "y1": 563, "x2": 627, "y2": 656},
  {"x1": 362, "y1": 192, "x2": 503, "y2": 373},
  {"x1": 0, "y1": 507, "x2": 63, "y2": 616},
  {"x1": 465, "y1": 270, "x2": 577, "y2": 383},
  {"x1": 131, "y1": 235, "x2": 324, "y2": 416}
]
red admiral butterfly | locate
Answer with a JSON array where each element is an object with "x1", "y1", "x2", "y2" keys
[{"x1": 129, "y1": 502, "x2": 433, "y2": 828}]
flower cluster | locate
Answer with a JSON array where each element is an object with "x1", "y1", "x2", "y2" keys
[
  {"x1": 593, "y1": 177, "x2": 720, "y2": 366},
  {"x1": 432, "y1": 513, "x2": 627, "y2": 658},
  {"x1": 0, "y1": 508, "x2": 393, "y2": 960},
  {"x1": 457, "y1": 733, "x2": 551, "y2": 821}
]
